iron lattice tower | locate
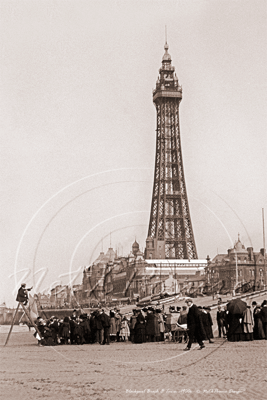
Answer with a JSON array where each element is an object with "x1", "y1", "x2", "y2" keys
[{"x1": 145, "y1": 42, "x2": 197, "y2": 260}]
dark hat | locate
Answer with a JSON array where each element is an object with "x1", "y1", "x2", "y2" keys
[
  {"x1": 185, "y1": 298, "x2": 193, "y2": 304},
  {"x1": 198, "y1": 306, "x2": 203, "y2": 309},
  {"x1": 176, "y1": 306, "x2": 181, "y2": 311},
  {"x1": 142, "y1": 307, "x2": 148, "y2": 312},
  {"x1": 261, "y1": 300, "x2": 267, "y2": 306},
  {"x1": 252, "y1": 301, "x2": 257, "y2": 306},
  {"x1": 21, "y1": 283, "x2": 26, "y2": 287}
]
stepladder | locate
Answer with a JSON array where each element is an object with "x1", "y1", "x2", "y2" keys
[{"x1": 4, "y1": 302, "x2": 42, "y2": 346}]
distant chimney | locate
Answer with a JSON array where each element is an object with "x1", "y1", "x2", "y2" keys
[
  {"x1": 247, "y1": 247, "x2": 253, "y2": 261},
  {"x1": 260, "y1": 248, "x2": 265, "y2": 257}
]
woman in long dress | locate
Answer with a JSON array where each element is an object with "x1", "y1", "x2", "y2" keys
[
  {"x1": 61, "y1": 316, "x2": 71, "y2": 344},
  {"x1": 254, "y1": 306, "x2": 265, "y2": 340},
  {"x1": 109, "y1": 310, "x2": 117, "y2": 342},
  {"x1": 227, "y1": 312, "x2": 244, "y2": 342},
  {"x1": 242, "y1": 306, "x2": 254, "y2": 341},
  {"x1": 134, "y1": 311, "x2": 146, "y2": 343},
  {"x1": 129, "y1": 310, "x2": 137, "y2": 342},
  {"x1": 157, "y1": 309, "x2": 165, "y2": 342}
]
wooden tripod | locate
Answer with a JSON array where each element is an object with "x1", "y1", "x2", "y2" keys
[{"x1": 4, "y1": 302, "x2": 42, "y2": 346}]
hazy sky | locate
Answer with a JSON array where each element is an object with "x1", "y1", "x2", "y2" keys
[{"x1": 1, "y1": 0, "x2": 266, "y2": 306}]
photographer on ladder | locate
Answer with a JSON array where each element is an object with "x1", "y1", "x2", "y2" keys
[{"x1": 16, "y1": 283, "x2": 33, "y2": 305}]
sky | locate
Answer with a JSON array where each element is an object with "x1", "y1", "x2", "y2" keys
[{"x1": 0, "y1": 0, "x2": 266, "y2": 306}]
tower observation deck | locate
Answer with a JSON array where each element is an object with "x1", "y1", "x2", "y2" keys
[{"x1": 145, "y1": 42, "x2": 198, "y2": 261}]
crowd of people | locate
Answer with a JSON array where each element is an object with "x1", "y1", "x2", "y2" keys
[
  {"x1": 17, "y1": 283, "x2": 267, "y2": 348},
  {"x1": 35, "y1": 307, "x2": 166, "y2": 346},
  {"x1": 216, "y1": 299, "x2": 267, "y2": 342},
  {"x1": 34, "y1": 300, "x2": 217, "y2": 348}
]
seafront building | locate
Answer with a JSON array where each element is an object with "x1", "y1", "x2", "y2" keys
[{"x1": 206, "y1": 235, "x2": 266, "y2": 293}]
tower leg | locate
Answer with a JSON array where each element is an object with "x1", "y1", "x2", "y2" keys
[{"x1": 4, "y1": 303, "x2": 20, "y2": 346}]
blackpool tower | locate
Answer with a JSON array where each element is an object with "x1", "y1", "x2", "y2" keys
[{"x1": 145, "y1": 42, "x2": 198, "y2": 260}]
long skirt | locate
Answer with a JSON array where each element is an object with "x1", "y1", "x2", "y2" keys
[
  {"x1": 242, "y1": 332, "x2": 254, "y2": 341},
  {"x1": 254, "y1": 319, "x2": 265, "y2": 340},
  {"x1": 134, "y1": 324, "x2": 146, "y2": 343},
  {"x1": 228, "y1": 333, "x2": 243, "y2": 342}
]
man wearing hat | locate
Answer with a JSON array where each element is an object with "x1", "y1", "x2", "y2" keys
[
  {"x1": 251, "y1": 301, "x2": 257, "y2": 315},
  {"x1": 217, "y1": 305, "x2": 226, "y2": 338},
  {"x1": 16, "y1": 283, "x2": 33, "y2": 305},
  {"x1": 134, "y1": 309, "x2": 146, "y2": 343},
  {"x1": 184, "y1": 299, "x2": 205, "y2": 351},
  {"x1": 100, "y1": 309, "x2": 111, "y2": 345},
  {"x1": 202, "y1": 307, "x2": 214, "y2": 343},
  {"x1": 129, "y1": 309, "x2": 138, "y2": 342},
  {"x1": 115, "y1": 309, "x2": 122, "y2": 342},
  {"x1": 145, "y1": 307, "x2": 157, "y2": 342}
]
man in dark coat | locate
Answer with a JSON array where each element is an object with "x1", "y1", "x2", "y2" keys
[
  {"x1": 90, "y1": 312, "x2": 97, "y2": 343},
  {"x1": 95, "y1": 310, "x2": 104, "y2": 344},
  {"x1": 100, "y1": 310, "x2": 111, "y2": 345},
  {"x1": 16, "y1": 283, "x2": 32, "y2": 305},
  {"x1": 260, "y1": 300, "x2": 267, "y2": 339},
  {"x1": 145, "y1": 308, "x2": 157, "y2": 342},
  {"x1": 73, "y1": 319, "x2": 85, "y2": 345},
  {"x1": 216, "y1": 306, "x2": 226, "y2": 338},
  {"x1": 80, "y1": 314, "x2": 91, "y2": 344},
  {"x1": 47, "y1": 317, "x2": 60, "y2": 344},
  {"x1": 202, "y1": 307, "x2": 214, "y2": 343},
  {"x1": 184, "y1": 299, "x2": 205, "y2": 351},
  {"x1": 69, "y1": 316, "x2": 77, "y2": 344},
  {"x1": 36, "y1": 318, "x2": 55, "y2": 346}
]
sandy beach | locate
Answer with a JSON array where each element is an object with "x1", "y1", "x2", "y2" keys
[{"x1": 1, "y1": 295, "x2": 266, "y2": 400}]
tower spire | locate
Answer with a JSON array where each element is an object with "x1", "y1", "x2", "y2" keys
[
  {"x1": 165, "y1": 25, "x2": 167, "y2": 44},
  {"x1": 145, "y1": 40, "x2": 197, "y2": 260}
]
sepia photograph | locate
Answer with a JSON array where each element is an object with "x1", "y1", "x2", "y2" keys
[{"x1": 0, "y1": 1, "x2": 266, "y2": 399}]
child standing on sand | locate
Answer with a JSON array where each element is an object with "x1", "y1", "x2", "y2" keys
[{"x1": 119, "y1": 317, "x2": 130, "y2": 341}]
